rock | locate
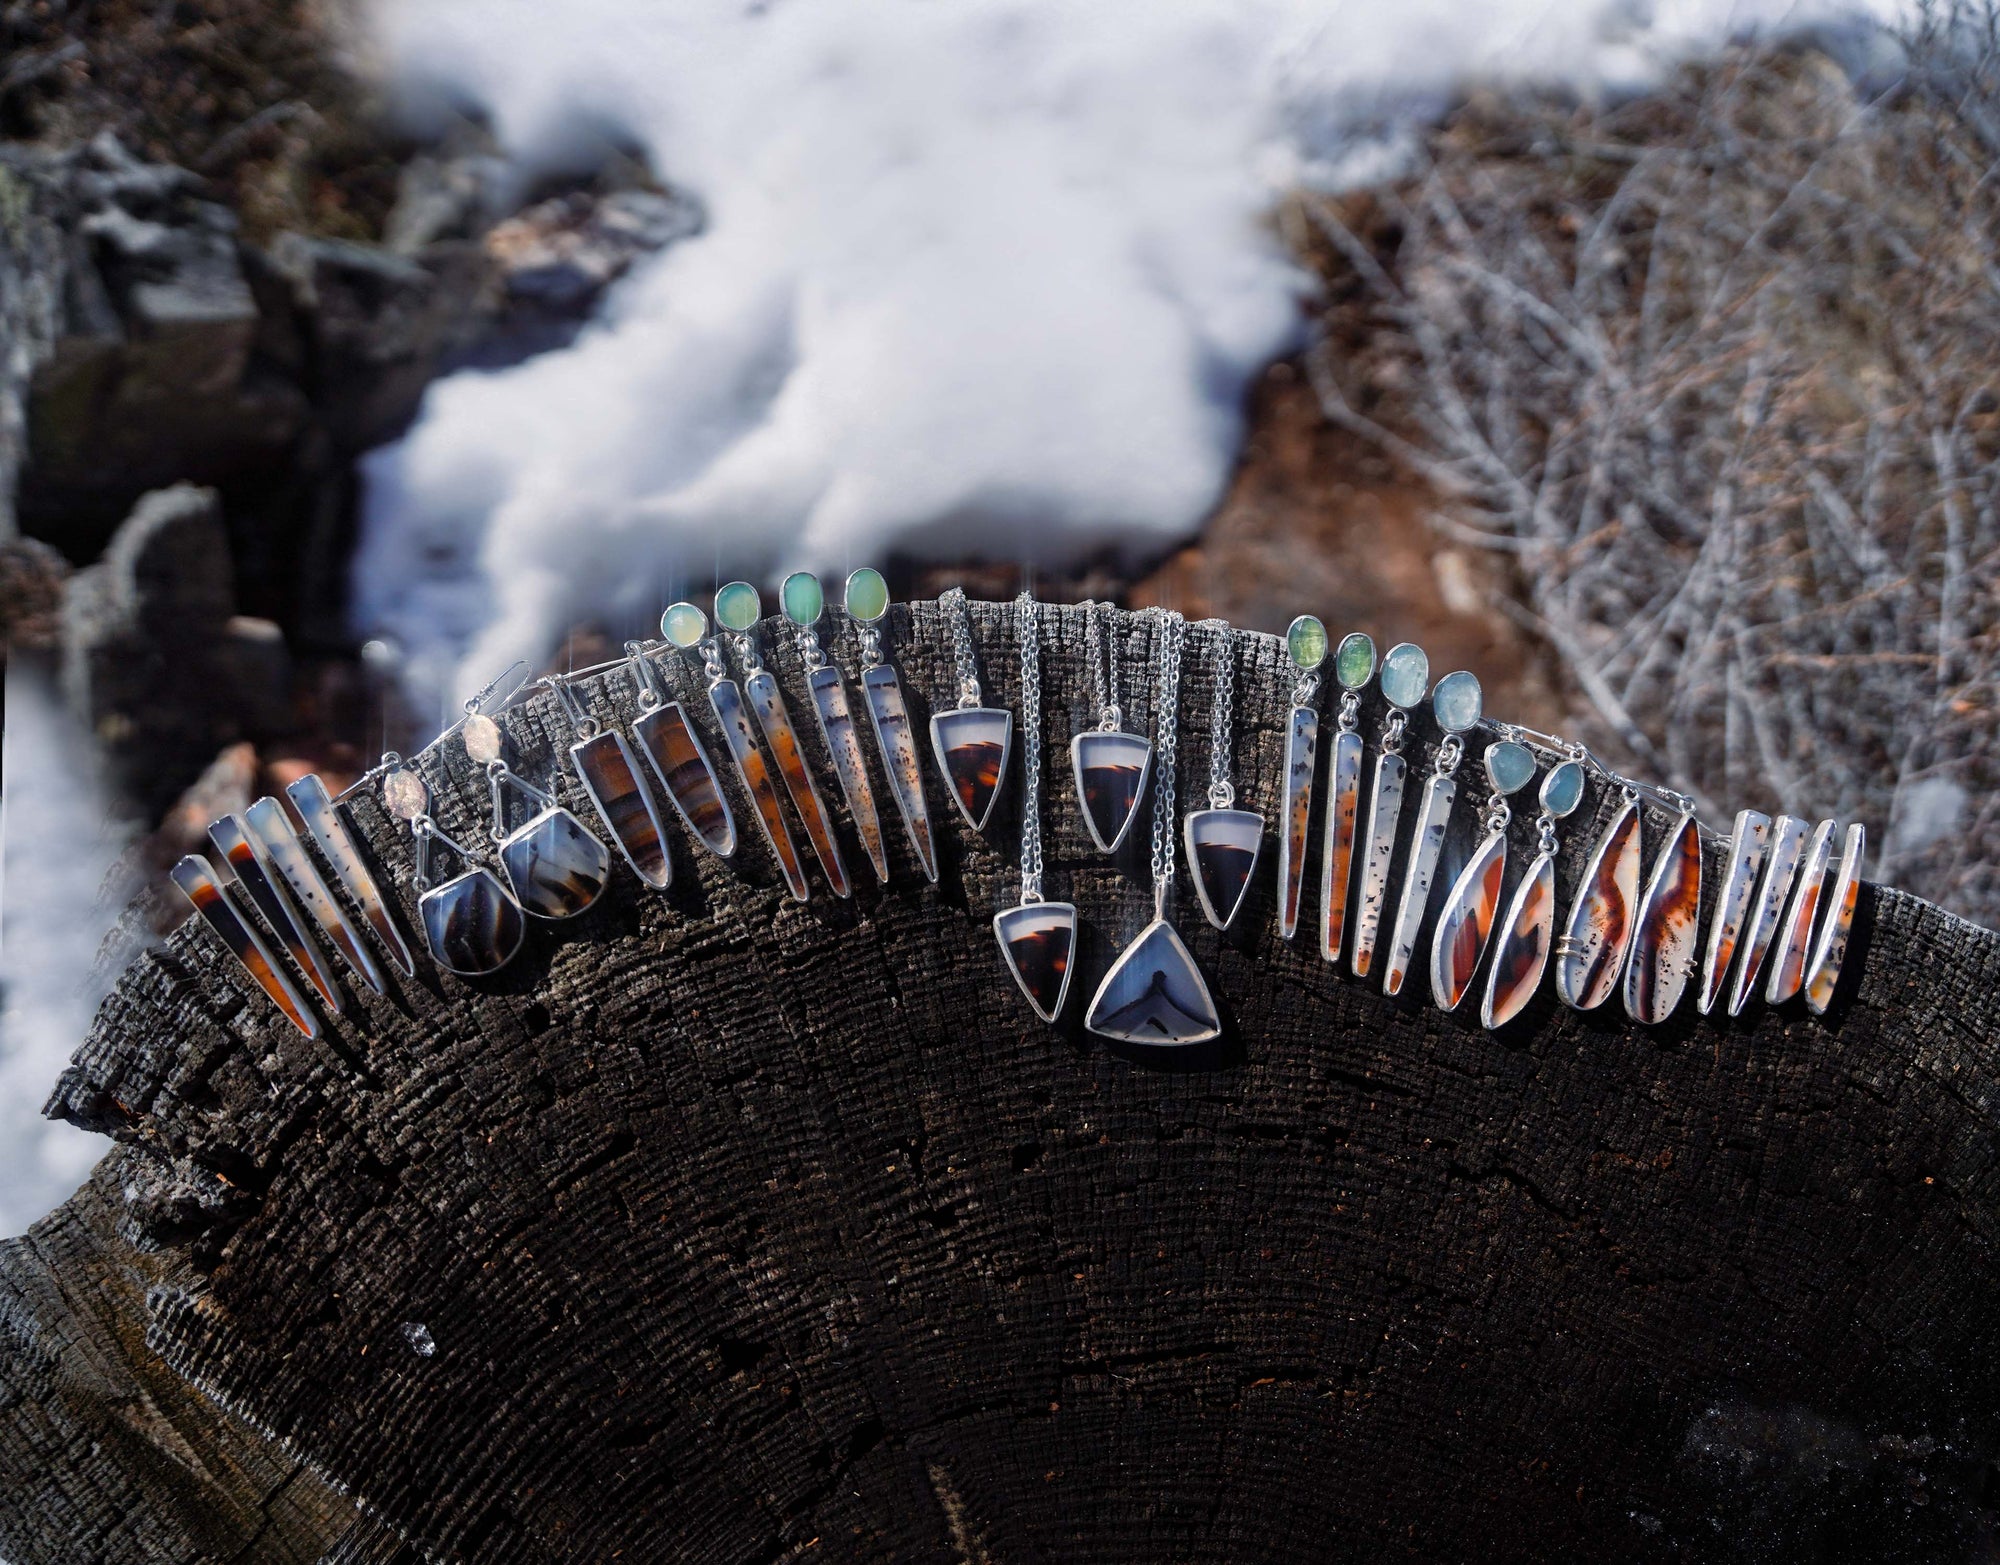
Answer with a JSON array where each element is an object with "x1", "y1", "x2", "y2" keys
[
  {"x1": 151, "y1": 741, "x2": 260, "y2": 865},
  {"x1": 0, "y1": 538, "x2": 71, "y2": 650},
  {"x1": 382, "y1": 147, "x2": 511, "y2": 255},
  {"x1": 484, "y1": 186, "x2": 700, "y2": 324}
]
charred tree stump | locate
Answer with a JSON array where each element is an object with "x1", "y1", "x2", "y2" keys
[{"x1": 5, "y1": 599, "x2": 2000, "y2": 1563}]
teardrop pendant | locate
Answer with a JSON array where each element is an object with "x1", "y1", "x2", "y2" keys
[
  {"x1": 1622, "y1": 811, "x2": 1703, "y2": 1024},
  {"x1": 1430, "y1": 827, "x2": 1507, "y2": 1012},
  {"x1": 1555, "y1": 800, "x2": 1642, "y2": 1010},
  {"x1": 1480, "y1": 850, "x2": 1555, "y2": 1030}
]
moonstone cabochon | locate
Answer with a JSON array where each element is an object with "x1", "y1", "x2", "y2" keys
[
  {"x1": 462, "y1": 713, "x2": 503, "y2": 765},
  {"x1": 383, "y1": 768, "x2": 428, "y2": 820},
  {"x1": 1085, "y1": 918, "x2": 1221, "y2": 1045},
  {"x1": 781, "y1": 571, "x2": 824, "y2": 626},
  {"x1": 1072, "y1": 729, "x2": 1153, "y2": 854},
  {"x1": 661, "y1": 602, "x2": 708, "y2": 648},
  {"x1": 1379, "y1": 643, "x2": 1430, "y2": 708},
  {"x1": 1540, "y1": 760, "x2": 1586, "y2": 817},
  {"x1": 1286, "y1": 614, "x2": 1327, "y2": 671},
  {"x1": 1335, "y1": 632, "x2": 1377, "y2": 691},
  {"x1": 1184, "y1": 807, "x2": 1264, "y2": 930},
  {"x1": 1431, "y1": 671, "x2": 1482, "y2": 734},
  {"x1": 845, "y1": 567, "x2": 890, "y2": 623},
  {"x1": 499, "y1": 807, "x2": 612, "y2": 920},
  {"x1": 1485, "y1": 741, "x2": 1536, "y2": 796},
  {"x1": 994, "y1": 901, "x2": 1077, "y2": 1023},
  {"x1": 419, "y1": 867, "x2": 526, "y2": 977},
  {"x1": 715, "y1": 581, "x2": 762, "y2": 632}
]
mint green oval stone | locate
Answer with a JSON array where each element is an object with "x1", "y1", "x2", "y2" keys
[
  {"x1": 1540, "y1": 759, "x2": 1586, "y2": 817},
  {"x1": 1379, "y1": 642, "x2": 1429, "y2": 708},
  {"x1": 781, "y1": 571, "x2": 823, "y2": 626},
  {"x1": 1432, "y1": 670, "x2": 1482, "y2": 733},
  {"x1": 1286, "y1": 615, "x2": 1326, "y2": 671},
  {"x1": 714, "y1": 580, "x2": 762, "y2": 632},
  {"x1": 1485, "y1": 740, "x2": 1536, "y2": 796},
  {"x1": 660, "y1": 601, "x2": 708, "y2": 648},
  {"x1": 844, "y1": 567, "x2": 889, "y2": 624},
  {"x1": 1335, "y1": 632, "x2": 1376, "y2": 690}
]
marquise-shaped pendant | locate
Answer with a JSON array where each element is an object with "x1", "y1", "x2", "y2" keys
[
  {"x1": 1348, "y1": 751, "x2": 1408, "y2": 977},
  {"x1": 1804, "y1": 823, "x2": 1865, "y2": 1015},
  {"x1": 1481, "y1": 850, "x2": 1556, "y2": 1030},
  {"x1": 746, "y1": 669, "x2": 850, "y2": 898},
  {"x1": 498, "y1": 806, "x2": 611, "y2": 920},
  {"x1": 1728, "y1": 814, "x2": 1808, "y2": 1016},
  {"x1": 1555, "y1": 800, "x2": 1641, "y2": 1010},
  {"x1": 570, "y1": 729, "x2": 672, "y2": 891},
  {"x1": 1276, "y1": 704, "x2": 1318, "y2": 939},
  {"x1": 1696, "y1": 810, "x2": 1771, "y2": 1015},
  {"x1": 209, "y1": 814, "x2": 342, "y2": 1013},
  {"x1": 171, "y1": 856, "x2": 319, "y2": 1037},
  {"x1": 419, "y1": 866, "x2": 526, "y2": 977},
  {"x1": 708, "y1": 678, "x2": 808, "y2": 901},
  {"x1": 1184, "y1": 807, "x2": 1263, "y2": 930},
  {"x1": 634, "y1": 700, "x2": 737, "y2": 859},
  {"x1": 286, "y1": 773, "x2": 417, "y2": 978},
  {"x1": 994, "y1": 902, "x2": 1078, "y2": 1023},
  {"x1": 246, "y1": 796, "x2": 384, "y2": 996},
  {"x1": 806, "y1": 665, "x2": 888, "y2": 883},
  {"x1": 1430, "y1": 827, "x2": 1507, "y2": 1012},
  {"x1": 1085, "y1": 918, "x2": 1222, "y2": 1045},
  {"x1": 1623, "y1": 812, "x2": 1703, "y2": 1024},
  {"x1": 1319, "y1": 728, "x2": 1364, "y2": 962},
  {"x1": 860, "y1": 664, "x2": 938, "y2": 882},
  {"x1": 1072, "y1": 730, "x2": 1153, "y2": 854},
  {"x1": 1766, "y1": 819, "x2": 1836, "y2": 1005},
  {"x1": 1382, "y1": 774, "x2": 1457, "y2": 996},
  {"x1": 930, "y1": 706, "x2": 1013, "y2": 831}
]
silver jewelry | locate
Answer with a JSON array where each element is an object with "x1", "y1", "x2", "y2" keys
[
  {"x1": 1804, "y1": 823, "x2": 1865, "y2": 1014},
  {"x1": 207, "y1": 812, "x2": 342, "y2": 1014},
  {"x1": 1182, "y1": 623, "x2": 1263, "y2": 931},
  {"x1": 1556, "y1": 789, "x2": 1645, "y2": 1011},
  {"x1": 1481, "y1": 752, "x2": 1586, "y2": 1029},
  {"x1": 465, "y1": 688, "x2": 612, "y2": 921},
  {"x1": 1726, "y1": 813, "x2": 1809, "y2": 1015},
  {"x1": 994, "y1": 591, "x2": 1077, "y2": 1022},
  {"x1": 845, "y1": 568, "x2": 938, "y2": 882},
  {"x1": 1319, "y1": 632, "x2": 1375, "y2": 963},
  {"x1": 1623, "y1": 789, "x2": 1704, "y2": 1024},
  {"x1": 1766, "y1": 818, "x2": 1837, "y2": 1005},
  {"x1": 1072, "y1": 600, "x2": 1153, "y2": 854},
  {"x1": 1382, "y1": 668, "x2": 1481, "y2": 996},
  {"x1": 1351, "y1": 641, "x2": 1429, "y2": 977},
  {"x1": 626, "y1": 628, "x2": 737, "y2": 860},
  {"x1": 287, "y1": 770, "x2": 417, "y2": 978},
  {"x1": 930, "y1": 586, "x2": 1013, "y2": 832},
  {"x1": 543, "y1": 674, "x2": 674, "y2": 892},
  {"x1": 1430, "y1": 736, "x2": 1536, "y2": 1012},
  {"x1": 384, "y1": 754, "x2": 526, "y2": 977},
  {"x1": 783, "y1": 570, "x2": 888, "y2": 884},
  {"x1": 1275, "y1": 615, "x2": 1325, "y2": 940},
  {"x1": 169, "y1": 853, "x2": 320, "y2": 1036},
  {"x1": 244, "y1": 794, "x2": 386, "y2": 997},
  {"x1": 1696, "y1": 810, "x2": 1773, "y2": 1016}
]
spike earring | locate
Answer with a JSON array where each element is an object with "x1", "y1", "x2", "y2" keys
[
  {"x1": 1727, "y1": 813, "x2": 1809, "y2": 1015},
  {"x1": 1275, "y1": 615, "x2": 1326, "y2": 940},
  {"x1": 1350, "y1": 642, "x2": 1430, "y2": 976},
  {"x1": 1382, "y1": 668, "x2": 1481, "y2": 996},
  {"x1": 1320, "y1": 632, "x2": 1375, "y2": 963},
  {"x1": 542, "y1": 675, "x2": 673, "y2": 892},
  {"x1": 464, "y1": 700, "x2": 611, "y2": 920},
  {"x1": 285, "y1": 771, "x2": 417, "y2": 978},
  {"x1": 1086, "y1": 610, "x2": 1221, "y2": 1045},
  {"x1": 844, "y1": 568, "x2": 938, "y2": 881},
  {"x1": 930, "y1": 586, "x2": 1013, "y2": 831},
  {"x1": 1623, "y1": 789, "x2": 1704, "y2": 1024},
  {"x1": 1696, "y1": 810, "x2": 1772, "y2": 1015},
  {"x1": 382, "y1": 756, "x2": 526, "y2": 977},
  {"x1": 627, "y1": 625, "x2": 737, "y2": 859},
  {"x1": 1430, "y1": 736, "x2": 1535, "y2": 1012},
  {"x1": 1803, "y1": 823, "x2": 1865, "y2": 1014},
  {"x1": 783, "y1": 571, "x2": 889, "y2": 883},
  {"x1": 994, "y1": 591, "x2": 1076, "y2": 1022},
  {"x1": 170, "y1": 854, "x2": 320, "y2": 1036},
  {"x1": 207, "y1": 813, "x2": 343, "y2": 1014},
  {"x1": 1482, "y1": 753, "x2": 1586, "y2": 1029},
  {"x1": 1072, "y1": 600, "x2": 1153, "y2": 854},
  {"x1": 1766, "y1": 818, "x2": 1837, "y2": 1005},
  {"x1": 1182, "y1": 624, "x2": 1263, "y2": 931},
  {"x1": 245, "y1": 795, "x2": 386, "y2": 997}
]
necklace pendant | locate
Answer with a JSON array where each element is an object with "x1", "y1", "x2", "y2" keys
[
  {"x1": 1696, "y1": 810, "x2": 1771, "y2": 1015},
  {"x1": 1085, "y1": 916, "x2": 1221, "y2": 1045},
  {"x1": 1184, "y1": 807, "x2": 1263, "y2": 931},
  {"x1": 1803, "y1": 823, "x2": 1864, "y2": 1015},
  {"x1": 421, "y1": 864, "x2": 527, "y2": 976},
  {"x1": 1727, "y1": 813, "x2": 1809, "y2": 1015},
  {"x1": 930, "y1": 705, "x2": 1013, "y2": 831},
  {"x1": 708, "y1": 673, "x2": 810, "y2": 901},
  {"x1": 1623, "y1": 811, "x2": 1703, "y2": 1023},
  {"x1": 806, "y1": 664, "x2": 889, "y2": 883},
  {"x1": 1382, "y1": 773, "x2": 1457, "y2": 996},
  {"x1": 860, "y1": 663, "x2": 938, "y2": 881},
  {"x1": 745, "y1": 666, "x2": 851, "y2": 897},
  {"x1": 171, "y1": 855, "x2": 320, "y2": 1037},
  {"x1": 1766, "y1": 818, "x2": 1836, "y2": 1005},
  {"x1": 1556, "y1": 799, "x2": 1643, "y2": 1010},
  {"x1": 1072, "y1": 730, "x2": 1153, "y2": 853},
  {"x1": 568, "y1": 728, "x2": 674, "y2": 891},
  {"x1": 994, "y1": 901, "x2": 1078, "y2": 1022},
  {"x1": 498, "y1": 804, "x2": 612, "y2": 920},
  {"x1": 1481, "y1": 849, "x2": 1556, "y2": 1030},
  {"x1": 285, "y1": 773, "x2": 417, "y2": 977}
]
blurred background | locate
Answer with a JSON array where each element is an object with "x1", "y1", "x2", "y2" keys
[{"x1": 1, "y1": 0, "x2": 1993, "y2": 1234}]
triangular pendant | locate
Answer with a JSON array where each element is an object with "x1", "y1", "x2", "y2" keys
[
  {"x1": 1071, "y1": 730, "x2": 1153, "y2": 853},
  {"x1": 994, "y1": 902, "x2": 1077, "y2": 1023},
  {"x1": 930, "y1": 706, "x2": 1013, "y2": 830},
  {"x1": 1085, "y1": 918, "x2": 1221, "y2": 1045},
  {"x1": 1183, "y1": 808, "x2": 1263, "y2": 930}
]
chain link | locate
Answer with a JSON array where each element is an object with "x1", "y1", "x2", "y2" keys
[
  {"x1": 1015, "y1": 591, "x2": 1044, "y2": 902},
  {"x1": 1201, "y1": 620, "x2": 1236, "y2": 807},
  {"x1": 1149, "y1": 609, "x2": 1186, "y2": 900},
  {"x1": 941, "y1": 587, "x2": 983, "y2": 707},
  {"x1": 1084, "y1": 600, "x2": 1123, "y2": 730},
  {"x1": 794, "y1": 623, "x2": 826, "y2": 673}
]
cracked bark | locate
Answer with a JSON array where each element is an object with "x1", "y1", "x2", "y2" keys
[{"x1": 5, "y1": 598, "x2": 2000, "y2": 1563}]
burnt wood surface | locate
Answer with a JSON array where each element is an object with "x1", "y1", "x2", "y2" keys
[{"x1": 6, "y1": 598, "x2": 2000, "y2": 1563}]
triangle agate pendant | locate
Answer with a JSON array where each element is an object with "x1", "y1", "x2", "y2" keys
[
  {"x1": 1071, "y1": 730, "x2": 1153, "y2": 853},
  {"x1": 1085, "y1": 918, "x2": 1221, "y2": 1045},
  {"x1": 930, "y1": 706, "x2": 1013, "y2": 830},
  {"x1": 994, "y1": 902, "x2": 1077, "y2": 1023},
  {"x1": 1183, "y1": 807, "x2": 1263, "y2": 930}
]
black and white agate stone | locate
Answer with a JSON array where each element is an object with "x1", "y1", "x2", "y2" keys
[
  {"x1": 930, "y1": 707, "x2": 1013, "y2": 831},
  {"x1": 498, "y1": 806, "x2": 612, "y2": 920},
  {"x1": 1071, "y1": 730, "x2": 1152, "y2": 854},
  {"x1": 1085, "y1": 918, "x2": 1222, "y2": 1045},
  {"x1": 1183, "y1": 807, "x2": 1263, "y2": 930},
  {"x1": 993, "y1": 901, "x2": 1078, "y2": 1023},
  {"x1": 420, "y1": 867, "x2": 527, "y2": 977}
]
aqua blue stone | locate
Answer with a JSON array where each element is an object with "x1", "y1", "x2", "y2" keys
[
  {"x1": 1431, "y1": 670, "x2": 1481, "y2": 733},
  {"x1": 1379, "y1": 643, "x2": 1429, "y2": 709},
  {"x1": 661, "y1": 601, "x2": 708, "y2": 648},
  {"x1": 714, "y1": 581, "x2": 762, "y2": 632},
  {"x1": 1540, "y1": 759, "x2": 1586, "y2": 817},
  {"x1": 1485, "y1": 740, "x2": 1536, "y2": 796},
  {"x1": 845, "y1": 567, "x2": 889, "y2": 623},
  {"x1": 781, "y1": 571, "x2": 823, "y2": 626}
]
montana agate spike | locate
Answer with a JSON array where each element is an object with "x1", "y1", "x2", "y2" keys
[
  {"x1": 785, "y1": 571, "x2": 889, "y2": 884},
  {"x1": 285, "y1": 772, "x2": 416, "y2": 977},
  {"x1": 1696, "y1": 810, "x2": 1771, "y2": 1016},
  {"x1": 208, "y1": 813, "x2": 342, "y2": 1014},
  {"x1": 171, "y1": 855, "x2": 319, "y2": 1037},
  {"x1": 1766, "y1": 818, "x2": 1837, "y2": 1005},
  {"x1": 1804, "y1": 822, "x2": 1865, "y2": 1015},
  {"x1": 1556, "y1": 798, "x2": 1641, "y2": 1011},
  {"x1": 1382, "y1": 668, "x2": 1481, "y2": 997},
  {"x1": 633, "y1": 627, "x2": 737, "y2": 861},
  {"x1": 846, "y1": 568, "x2": 938, "y2": 882},
  {"x1": 1351, "y1": 641, "x2": 1429, "y2": 976},
  {"x1": 1320, "y1": 632, "x2": 1376, "y2": 963},
  {"x1": 1729, "y1": 814, "x2": 1809, "y2": 1015},
  {"x1": 1622, "y1": 810, "x2": 1703, "y2": 1024},
  {"x1": 245, "y1": 796, "x2": 384, "y2": 997},
  {"x1": 1275, "y1": 616, "x2": 1325, "y2": 940}
]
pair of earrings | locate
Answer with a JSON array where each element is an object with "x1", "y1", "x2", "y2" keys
[{"x1": 1696, "y1": 811, "x2": 1865, "y2": 1018}]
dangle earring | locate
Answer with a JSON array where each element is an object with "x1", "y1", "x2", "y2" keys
[
  {"x1": 542, "y1": 674, "x2": 673, "y2": 891},
  {"x1": 1382, "y1": 668, "x2": 1481, "y2": 996},
  {"x1": 1072, "y1": 600, "x2": 1153, "y2": 854},
  {"x1": 286, "y1": 771, "x2": 417, "y2": 976},
  {"x1": 1481, "y1": 752, "x2": 1587, "y2": 1029},
  {"x1": 930, "y1": 586, "x2": 1013, "y2": 831},
  {"x1": 994, "y1": 591, "x2": 1077, "y2": 1022},
  {"x1": 382, "y1": 755, "x2": 526, "y2": 977},
  {"x1": 207, "y1": 813, "x2": 342, "y2": 1014},
  {"x1": 245, "y1": 794, "x2": 385, "y2": 997},
  {"x1": 1086, "y1": 610, "x2": 1221, "y2": 1046},
  {"x1": 464, "y1": 696, "x2": 611, "y2": 920},
  {"x1": 1182, "y1": 624, "x2": 1263, "y2": 931},
  {"x1": 844, "y1": 568, "x2": 937, "y2": 882},
  {"x1": 1726, "y1": 813, "x2": 1809, "y2": 1015},
  {"x1": 1623, "y1": 787, "x2": 1704, "y2": 1024},
  {"x1": 662, "y1": 598, "x2": 807, "y2": 900},
  {"x1": 1766, "y1": 817, "x2": 1837, "y2": 1006},
  {"x1": 1275, "y1": 615, "x2": 1326, "y2": 940},
  {"x1": 170, "y1": 854, "x2": 319, "y2": 1036},
  {"x1": 1556, "y1": 784, "x2": 1645, "y2": 1011},
  {"x1": 628, "y1": 621, "x2": 736, "y2": 859},
  {"x1": 783, "y1": 570, "x2": 888, "y2": 883},
  {"x1": 1803, "y1": 823, "x2": 1865, "y2": 1015},
  {"x1": 1350, "y1": 642, "x2": 1430, "y2": 977},
  {"x1": 717, "y1": 581, "x2": 850, "y2": 897},
  {"x1": 1320, "y1": 632, "x2": 1375, "y2": 963},
  {"x1": 1695, "y1": 810, "x2": 1773, "y2": 1016},
  {"x1": 1430, "y1": 736, "x2": 1535, "y2": 1012}
]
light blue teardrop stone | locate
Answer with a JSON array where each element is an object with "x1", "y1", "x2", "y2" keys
[
  {"x1": 1485, "y1": 740, "x2": 1536, "y2": 796},
  {"x1": 1540, "y1": 759, "x2": 1586, "y2": 817},
  {"x1": 1379, "y1": 643, "x2": 1430, "y2": 708},
  {"x1": 661, "y1": 601, "x2": 708, "y2": 648},
  {"x1": 1431, "y1": 670, "x2": 1482, "y2": 733},
  {"x1": 714, "y1": 581, "x2": 762, "y2": 632}
]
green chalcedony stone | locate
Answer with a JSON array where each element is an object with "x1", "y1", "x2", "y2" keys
[
  {"x1": 781, "y1": 571, "x2": 823, "y2": 626},
  {"x1": 845, "y1": 567, "x2": 890, "y2": 624},
  {"x1": 1335, "y1": 632, "x2": 1377, "y2": 690},
  {"x1": 1379, "y1": 642, "x2": 1430, "y2": 708},
  {"x1": 661, "y1": 601, "x2": 708, "y2": 648},
  {"x1": 1485, "y1": 740, "x2": 1536, "y2": 796},
  {"x1": 1286, "y1": 615, "x2": 1327, "y2": 671},
  {"x1": 715, "y1": 581, "x2": 762, "y2": 632},
  {"x1": 1540, "y1": 759, "x2": 1586, "y2": 817},
  {"x1": 1431, "y1": 670, "x2": 1482, "y2": 733}
]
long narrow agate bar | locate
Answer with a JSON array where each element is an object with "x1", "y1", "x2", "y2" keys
[
  {"x1": 1728, "y1": 813, "x2": 1808, "y2": 1016},
  {"x1": 807, "y1": 665, "x2": 888, "y2": 883},
  {"x1": 1555, "y1": 800, "x2": 1641, "y2": 1010},
  {"x1": 1766, "y1": 818, "x2": 1836, "y2": 1005},
  {"x1": 745, "y1": 669, "x2": 851, "y2": 898},
  {"x1": 633, "y1": 698, "x2": 737, "y2": 859},
  {"x1": 1695, "y1": 810, "x2": 1771, "y2": 1016},
  {"x1": 171, "y1": 856, "x2": 319, "y2": 1038},
  {"x1": 1382, "y1": 773, "x2": 1456, "y2": 996},
  {"x1": 708, "y1": 677, "x2": 810, "y2": 902},
  {"x1": 570, "y1": 729, "x2": 673, "y2": 890},
  {"x1": 1804, "y1": 823, "x2": 1865, "y2": 1015},
  {"x1": 246, "y1": 796, "x2": 384, "y2": 996},
  {"x1": 1622, "y1": 812, "x2": 1703, "y2": 1024},
  {"x1": 286, "y1": 772, "x2": 417, "y2": 977},
  {"x1": 1347, "y1": 751, "x2": 1407, "y2": 977},
  {"x1": 209, "y1": 814, "x2": 342, "y2": 1013},
  {"x1": 860, "y1": 664, "x2": 937, "y2": 882},
  {"x1": 1276, "y1": 702, "x2": 1318, "y2": 939},
  {"x1": 1319, "y1": 727, "x2": 1364, "y2": 961}
]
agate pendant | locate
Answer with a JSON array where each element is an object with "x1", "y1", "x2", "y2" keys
[
  {"x1": 860, "y1": 663, "x2": 938, "y2": 882},
  {"x1": 1085, "y1": 918, "x2": 1221, "y2": 1045},
  {"x1": 1481, "y1": 850, "x2": 1556, "y2": 1030},
  {"x1": 807, "y1": 664, "x2": 889, "y2": 883},
  {"x1": 498, "y1": 805, "x2": 612, "y2": 920},
  {"x1": 930, "y1": 706, "x2": 1013, "y2": 831},
  {"x1": 286, "y1": 773, "x2": 417, "y2": 978},
  {"x1": 1430, "y1": 827, "x2": 1507, "y2": 1012},
  {"x1": 171, "y1": 855, "x2": 319, "y2": 1037},
  {"x1": 634, "y1": 699, "x2": 737, "y2": 859},
  {"x1": 419, "y1": 866, "x2": 526, "y2": 977},
  {"x1": 209, "y1": 814, "x2": 342, "y2": 1014},
  {"x1": 246, "y1": 796, "x2": 384, "y2": 996},
  {"x1": 1555, "y1": 800, "x2": 1641, "y2": 1010},
  {"x1": 570, "y1": 729, "x2": 673, "y2": 891},
  {"x1": 709, "y1": 676, "x2": 809, "y2": 901},
  {"x1": 1766, "y1": 819, "x2": 1836, "y2": 1005},
  {"x1": 1696, "y1": 810, "x2": 1771, "y2": 1015},
  {"x1": 1728, "y1": 814, "x2": 1809, "y2": 1016},
  {"x1": 1804, "y1": 823, "x2": 1865, "y2": 1015},
  {"x1": 1348, "y1": 750, "x2": 1407, "y2": 977},
  {"x1": 1276, "y1": 703, "x2": 1319, "y2": 939},
  {"x1": 1184, "y1": 807, "x2": 1263, "y2": 931},
  {"x1": 1072, "y1": 730, "x2": 1153, "y2": 854},
  {"x1": 1382, "y1": 774, "x2": 1456, "y2": 996},
  {"x1": 1319, "y1": 727, "x2": 1364, "y2": 962},
  {"x1": 1623, "y1": 811, "x2": 1703, "y2": 1024},
  {"x1": 994, "y1": 901, "x2": 1078, "y2": 1023},
  {"x1": 746, "y1": 669, "x2": 850, "y2": 897}
]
